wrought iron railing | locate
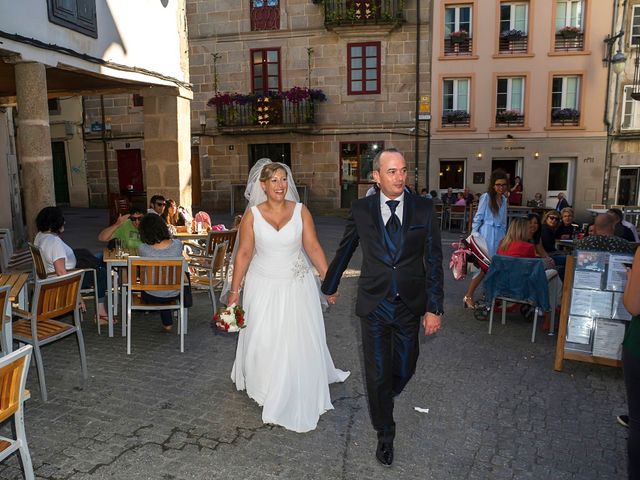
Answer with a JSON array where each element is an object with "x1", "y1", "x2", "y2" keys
[
  {"x1": 444, "y1": 37, "x2": 473, "y2": 56},
  {"x1": 215, "y1": 98, "x2": 317, "y2": 128},
  {"x1": 498, "y1": 35, "x2": 528, "y2": 54},
  {"x1": 554, "y1": 33, "x2": 584, "y2": 52},
  {"x1": 323, "y1": 0, "x2": 404, "y2": 27},
  {"x1": 495, "y1": 112, "x2": 525, "y2": 127},
  {"x1": 441, "y1": 113, "x2": 471, "y2": 128}
]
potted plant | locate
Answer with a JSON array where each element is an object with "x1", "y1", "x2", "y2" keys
[
  {"x1": 559, "y1": 25, "x2": 580, "y2": 38},
  {"x1": 551, "y1": 108, "x2": 580, "y2": 121},
  {"x1": 443, "y1": 110, "x2": 470, "y2": 123},
  {"x1": 497, "y1": 109, "x2": 522, "y2": 122},
  {"x1": 500, "y1": 29, "x2": 524, "y2": 41},
  {"x1": 449, "y1": 30, "x2": 469, "y2": 43}
]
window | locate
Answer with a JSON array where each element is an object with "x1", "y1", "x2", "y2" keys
[
  {"x1": 500, "y1": 2, "x2": 528, "y2": 34},
  {"x1": 496, "y1": 77, "x2": 524, "y2": 125},
  {"x1": 444, "y1": 5, "x2": 472, "y2": 37},
  {"x1": 622, "y1": 86, "x2": 640, "y2": 130},
  {"x1": 631, "y1": 5, "x2": 640, "y2": 47},
  {"x1": 132, "y1": 94, "x2": 144, "y2": 108},
  {"x1": 555, "y1": 0, "x2": 583, "y2": 30},
  {"x1": 341, "y1": 142, "x2": 382, "y2": 183},
  {"x1": 442, "y1": 78, "x2": 470, "y2": 126},
  {"x1": 250, "y1": 0, "x2": 279, "y2": 31},
  {"x1": 251, "y1": 48, "x2": 281, "y2": 94},
  {"x1": 48, "y1": 98, "x2": 61, "y2": 115},
  {"x1": 439, "y1": 160, "x2": 465, "y2": 190},
  {"x1": 551, "y1": 75, "x2": 580, "y2": 125},
  {"x1": 249, "y1": 143, "x2": 291, "y2": 169},
  {"x1": 47, "y1": 0, "x2": 97, "y2": 38},
  {"x1": 347, "y1": 43, "x2": 381, "y2": 95}
]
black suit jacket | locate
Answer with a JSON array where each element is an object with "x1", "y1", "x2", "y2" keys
[{"x1": 322, "y1": 192, "x2": 444, "y2": 318}]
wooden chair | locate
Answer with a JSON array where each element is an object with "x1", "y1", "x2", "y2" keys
[
  {"x1": 434, "y1": 204, "x2": 444, "y2": 230},
  {"x1": 189, "y1": 241, "x2": 228, "y2": 313},
  {"x1": 109, "y1": 194, "x2": 131, "y2": 224},
  {"x1": 0, "y1": 285, "x2": 10, "y2": 355},
  {"x1": 12, "y1": 270, "x2": 88, "y2": 402},
  {"x1": 590, "y1": 204, "x2": 605, "y2": 209},
  {"x1": 448, "y1": 205, "x2": 467, "y2": 232},
  {"x1": 126, "y1": 257, "x2": 186, "y2": 354},
  {"x1": 0, "y1": 344, "x2": 34, "y2": 480},
  {"x1": 28, "y1": 244, "x2": 99, "y2": 332},
  {"x1": 0, "y1": 229, "x2": 31, "y2": 274}
]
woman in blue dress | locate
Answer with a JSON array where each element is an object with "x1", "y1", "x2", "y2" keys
[{"x1": 463, "y1": 169, "x2": 509, "y2": 309}]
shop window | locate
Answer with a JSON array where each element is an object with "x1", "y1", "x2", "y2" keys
[
  {"x1": 340, "y1": 142, "x2": 383, "y2": 183},
  {"x1": 439, "y1": 160, "x2": 465, "y2": 190}
]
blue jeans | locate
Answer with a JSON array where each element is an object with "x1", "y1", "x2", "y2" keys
[{"x1": 141, "y1": 291, "x2": 178, "y2": 326}]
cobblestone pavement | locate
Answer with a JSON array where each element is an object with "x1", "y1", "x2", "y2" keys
[{"x1": 0, "y1": 210, "x2": 628, "y2": 479}]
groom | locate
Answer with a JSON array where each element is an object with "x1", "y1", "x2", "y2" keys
[{"x1": 322, "y1": 148, "x2": 444, "y2": 466}]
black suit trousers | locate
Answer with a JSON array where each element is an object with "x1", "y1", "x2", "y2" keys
[{"x1": 360, "y1": 297, "x2": 420, "y2": 442}]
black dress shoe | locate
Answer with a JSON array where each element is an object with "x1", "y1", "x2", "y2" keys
[{"x1": 376, "y1": 440, "x2": 394, "y2": 466}]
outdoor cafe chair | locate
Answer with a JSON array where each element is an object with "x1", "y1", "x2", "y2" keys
[
  {"x1": 0, "y1": 344, "x2": 35, "y2": 479},
  {"x1": 0, "y1": 229, "x2": 31, "y2": 274},
  {"x1": 0, "y1": 285, "x2": 10, "y2": 355},
  {"x1": 126, "y1": 257, "x2": 187, "y2": 354},
  {"x1": 12, "y1": 270, "x2": 88, "y2": 402},
  {"x1": 483, "y1": 255, "x2": 552, "y2": 343},
  {"x1": 189, "y1": 241, "x2": 228, "y2": 313},
  {"x1": 448, "y1": 205, "x2": 467, "y2": 232},
  {"x1": 28, "y1": 243, "x2": 99, "y2": 331}
]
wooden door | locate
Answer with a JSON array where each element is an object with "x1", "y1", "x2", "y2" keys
[
  {"x1": 191, "y1": 146, "x2": 202, "y2": 208},
  {"x1": 51, "y1": 141, "x2": 70, "y2": 205},
  {"x1": 116, "y1": 149, "x2": 144, "y2": 193}
]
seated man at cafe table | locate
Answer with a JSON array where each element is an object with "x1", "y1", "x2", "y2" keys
[
  {"x1": 98, "y1": 206, "x2": 144, "y2": 250},
  {"x1": 608, "y1": 208, "x2": 638, "y2": 243},
  {"x1": 574, "y1": 213, "x2": 635, "y2": 255},
  {"x1": 148, "y1": 195, "x2": 166, "y2": 215}
]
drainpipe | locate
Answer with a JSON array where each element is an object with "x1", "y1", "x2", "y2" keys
[{"x1": 413, "y1": 0, "x2": 421, "y2": 191}]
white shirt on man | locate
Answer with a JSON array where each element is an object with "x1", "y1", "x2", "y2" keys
[{"x1": 379, "y1": 191, "x2": 404, "y2": 226}]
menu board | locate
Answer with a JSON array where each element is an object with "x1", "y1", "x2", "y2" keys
[{"x1": 564, "y1": 250, "x2": 633, "y2": 360}]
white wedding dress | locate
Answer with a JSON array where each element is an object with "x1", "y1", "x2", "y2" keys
[{"x1": 231, "y1": 203, "x2": 350, "y2": 433}]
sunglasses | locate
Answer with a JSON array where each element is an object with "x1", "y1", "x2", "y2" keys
[
  {"x1": 548, "y1": 217, "x2": 559, "y2": 221},
  {"x1": 155, "y1": 202, "x2": 166, "y2": 207},
  {"x1": 130, "y1": 216, "x2": 143, "y2": 222}
]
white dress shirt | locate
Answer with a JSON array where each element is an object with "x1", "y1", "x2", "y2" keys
[{"x1": 379, "y1": 191, "x2": 404, "y2": 226}]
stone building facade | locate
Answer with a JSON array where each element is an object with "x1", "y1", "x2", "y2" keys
[{"x1": 188, "y1": 0, "x2": 431, "y2": 214}]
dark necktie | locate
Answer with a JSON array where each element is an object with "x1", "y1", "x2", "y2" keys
[{"x1": 386, "y1": 200, "x2": 401, "y2": 249}]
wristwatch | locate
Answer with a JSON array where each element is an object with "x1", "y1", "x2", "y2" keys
[{"x1": 430, "y1": 310, "x2": 444, "y2": 316}]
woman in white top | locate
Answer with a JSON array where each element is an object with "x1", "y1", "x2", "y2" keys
[{"x1": 34, "y1": 207, "x2": 109, "y2": 322}]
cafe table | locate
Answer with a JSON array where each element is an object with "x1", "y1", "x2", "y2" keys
[
  {"x1": 0, "y1": 272, "x2": 29, "y2": 354},
  {"x1": 103, "y1": 248, "x2": 137, "y2": 337},
  {"x1": 174, "y1": 231, "x2": 209, "y2": 241}
]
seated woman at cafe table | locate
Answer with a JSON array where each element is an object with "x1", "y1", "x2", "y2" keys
[
  {"x1": 162, "y1": 199, "x2": 186, "y2": 227},
  {"x1": 554, "y1": 207, "x2": 579, "y2": 240},
  {"x1": 35, "y1": 206, "x2": 110, "y2": 324},
  {"x1": 540, "y1": 210, "x2": 566, "y2": 278},
  {"x1": 138, "y1": 213, "x2": 185, "y2": 332},
  {"x1": 97, "y1": 206, "x2": 144, "y2": 250}
]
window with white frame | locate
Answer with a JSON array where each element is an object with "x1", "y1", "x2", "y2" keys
[
  {"x1": 631, "y1": 5, "x2": 640, "y2": 47},
  {"x1": 555, "y1": 0, "x2": 583, "y2": 31},
  {"x1": 443, "y1": 78, "x2": 470, "y2": 113},
  {"x1": 444, "y1": 5, "x2": 472, "y2": 37},
  {"x1": 551, "y1": 76, "x2": 580, "y2": 110},
  {"x1": 497, "y1": 77, "x2": 524, "y2": 113},
  {"x1": 623, "y1": 86, "x2": 640, "y2": 130},
  {"x1": 500, "y1": 2, "x2": 528, "y2": 34}
]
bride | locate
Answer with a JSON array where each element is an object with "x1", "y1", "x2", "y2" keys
[{"x1": 227, "y1": 159, "x2": 350, "y2": 433}]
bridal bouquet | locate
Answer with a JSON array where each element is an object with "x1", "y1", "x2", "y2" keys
[{"x1": 214, "y1": 304, "x2": 246, "y2": 332}]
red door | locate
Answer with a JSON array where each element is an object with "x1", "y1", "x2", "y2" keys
[{"x1": 116, "y1": 149, "x2": 144, "y2": 193}]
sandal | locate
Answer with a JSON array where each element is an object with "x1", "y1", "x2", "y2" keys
[
  {"x1": 94, "y1": 315, "x2": 118, "y2": 326},
  {"x1": 463, "y1": 295, "x2": 476, "y2": 309}
]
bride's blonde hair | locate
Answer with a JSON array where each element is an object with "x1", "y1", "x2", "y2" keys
[{"x1": 259, "y1": 162, "x2": 288, "y2": 182}]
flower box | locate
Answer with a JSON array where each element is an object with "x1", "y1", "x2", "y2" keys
[
  {"x1": 450, "y1": 30, "x2": 469, "y2": 43},
  {"x1": 500, "y1": 29, "x2": 524, "y2": 41},
  {"x1": 559, "y1": 26, "x2": 580, "y2": 38}
]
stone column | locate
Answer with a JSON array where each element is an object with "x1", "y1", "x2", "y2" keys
[
  {"x1": 143, "y1": 86, "x2": 193, "y2": 211},
  {"x1": 14, "y1": 62, "x2": 55, "y2": 239}
]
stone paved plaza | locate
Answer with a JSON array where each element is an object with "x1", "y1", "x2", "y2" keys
[{"x1": 0, "y1": 210, "x2": 629, "y2": 479}]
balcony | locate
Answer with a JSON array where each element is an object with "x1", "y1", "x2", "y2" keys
[
  {"x1": 444, "y1": 37, "x2": 473, "y2": 56},
  {"x1": 498, "y1": 34, "x2": 528, "y2": 54},
  {"x1": 554, "y1": 32, "x2": 584, "y2": 52},
  {"x1": 550, "y1": 108, "x2": 580, "y2": 126},
  {"x1": 323, "y1": 0, "x2": 404, "y2": 29},
  {"x1": 495, "y1": 111, "x2": 525, "y2": 127},
  {"x1": 442, "y1": 111, "x2": 471, "y2": 128}
]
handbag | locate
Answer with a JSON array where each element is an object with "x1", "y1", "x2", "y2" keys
[
  {"x1": 449, "y1": 242, "x2": 469, "y2": 280},
  {"x1": 183, "y1": 273, "x2": 193, "y2": 308}
]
